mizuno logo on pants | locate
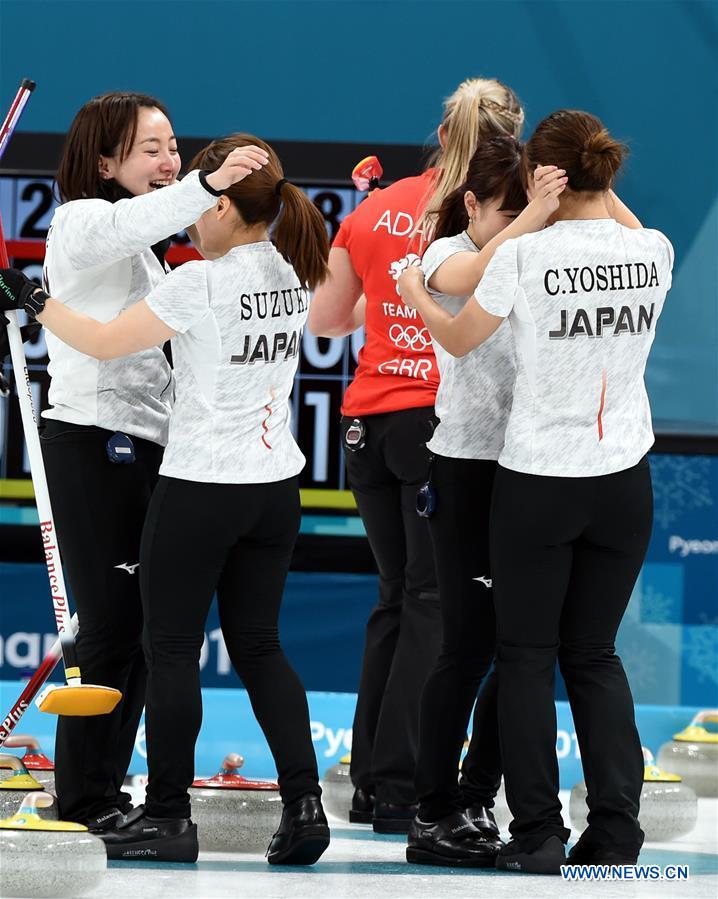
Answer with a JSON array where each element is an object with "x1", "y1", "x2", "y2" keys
[
  {"x1": 115, "y1": 562, "x2": 140, "y2": 575},
  {"x1": 473, "y1": 576, "x2": 492, "y2": 588}
]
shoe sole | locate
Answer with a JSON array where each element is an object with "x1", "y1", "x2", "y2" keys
[
  {"x1": 349, "y1": 810, "x2": 373, "y2": 824},
  {"x1": 104, "y1": 824, "x2": 199, "y2": 863},
  {"x1": 373, "y1": 819, "x2": 412, "y2": 834},
  {"x1": 267, "y1": 827, "x2": 330, "y2": 866},
  {"x1": 407, "y1": 847, "x2": 497, "y2": 868}
]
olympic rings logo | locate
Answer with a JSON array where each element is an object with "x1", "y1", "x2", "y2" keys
[{"x1": 388, "y1": 324, "x2": 432, "y2": 351}]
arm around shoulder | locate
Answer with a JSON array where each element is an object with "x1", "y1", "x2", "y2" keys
[
  {"x1": 59, "y1": 171, "x2": 218, "y2": 271},
  {"x1": 37, "y1": 298, "x2": 175, "y2": 360},
  {"x1": 398, "y1": 265, "x2": 503, "y2": 357}
]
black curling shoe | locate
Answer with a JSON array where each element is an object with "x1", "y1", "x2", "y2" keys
[
  {"x1": 98, "y1": 812, "x2": 198, "y2": 862},
  {"x1": 372, "y1": 800, "x2": 418, "y2": 834},
  {"x1": 406, "y1": 811, "x2": 499, "y2": 868},
  {"x1": 566, "y1": 834, "x2": 640, "y2": 866},
  {"x1": 349, "y1": 787, "x2": 375, "y2": 824},
  {"x1": 86, "y1": 806, "x2": 129, "y2": 833},
  {"x1": 496, "y1": 835, "x2": 566, "y2": 875},
  {"x1": 464, "y1": 805, "x2": 504, "y2": 851},
  {"x1": 266, "y1": 794, "x2": 330, "y2": 865}
]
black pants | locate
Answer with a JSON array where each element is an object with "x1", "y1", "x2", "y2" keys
[
  {"x1": 415, "y1": 455, "x2": 501, "y2": 821},
  {"x1": 342, "y1": 407, "x2": 441, "y2": 806},
  {"x1": 41, "y1": 420, "x2": 163, "y2": 823},
  {"x1": 140, "y1": 475, "x2": 319, "y2": 819},
  {"x1": 491, "y1": 459, "x2": 651, "y2": 852}
]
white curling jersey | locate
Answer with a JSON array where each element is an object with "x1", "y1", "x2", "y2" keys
[
  {"x1": 422, "y1": 232, "x2": 516, "y2": 460},
  {"x1": 145, "y1": 241, "x2": 308, "y2": 483},
  {"x1": 42, "y1": 171, "x2": 220, "y2": 445},
  {"x1": 474, "y1": 219, "x2": 674, "y2": 477}
]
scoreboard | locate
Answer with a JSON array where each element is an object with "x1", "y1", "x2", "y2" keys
[{"x1": 0, "y1": 174, "x2": 367, "y2": 493}]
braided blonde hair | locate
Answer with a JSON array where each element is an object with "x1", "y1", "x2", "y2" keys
[{"x1": 416, "y1": 78, "x2": 524, "y2": 241}]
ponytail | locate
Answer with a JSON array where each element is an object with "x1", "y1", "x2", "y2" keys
[
  {"x1": 188, "y1": 133, "x2": 328, "y2": 289},
  {"x1": 274, "y1": 183, "x2": 329, "y2": 290},
  {"x1": 416, "y1": 77, "x2": 524, "y2": 238}
]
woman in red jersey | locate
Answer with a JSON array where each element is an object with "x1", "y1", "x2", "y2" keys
[{"x1": 308, "y1": 76, "x2": 525, "y2": 834}]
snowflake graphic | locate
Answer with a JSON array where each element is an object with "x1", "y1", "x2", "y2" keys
[
  {"x1": 640, "y1": 584, "x2": 676, "y2": 624},
  {"x1": 683, "y1": 628, "x2": 718, "y2": 687},
  {"x1": 650, "y1": 456, "x2": 714, "y2": 529}
]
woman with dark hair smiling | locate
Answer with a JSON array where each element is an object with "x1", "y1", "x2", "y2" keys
[
  {"x1": 399, "y1": 110, "x2": 671, "y2": 874},
  {"x1": 0, "y1": 133, "x2": 331, "y2": 866},
  {"x1": 36, "y1": 92, "x2": 268, "y2": 830}
]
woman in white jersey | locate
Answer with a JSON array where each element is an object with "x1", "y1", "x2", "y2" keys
[
  {"x1": 37, "y1": 92, "x2": 268, "y2": 830},
  {"x1": 407, "y1": 136, "x2": 571, "y2": 867},
  {"x1": 0, "y1": 134, "x2": 331, "y2": 866},
  {"x1": 309, "y1": 77, "x2": 526, "y2": 835},
  {"x1": 399, "y1": 110, "x2": 672, "y2": 874}
]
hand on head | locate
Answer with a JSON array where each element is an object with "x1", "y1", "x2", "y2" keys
[
  {"x1": 527, "y1": 165, "x2": 568, "y2": 217},
  {"x1": 205, "y1": 146, "x2": 271, "y2": 192}
]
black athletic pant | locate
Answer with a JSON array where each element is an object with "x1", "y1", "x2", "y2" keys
[
  {"x1": 140, "y1": 475, "x2": 319, "y2": 819},
  {"x1": 342, "y1": 407, "x2": 442, "y2": 806},
  {"x1": 415, "y1": 455, "x2": 501, "y2": 821},
  {"x1": 491, "y1": 458, "x2": 651, "y2": 852},
  {"x1": 41, "y1": 420, "x2": 163, "y2": 823}
]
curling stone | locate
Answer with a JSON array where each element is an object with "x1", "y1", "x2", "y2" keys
[
  {"x1": 570, "y1": 747, "x2": 698, "y2": 841},
  {"x1": 657, "y1": 710, "x2": 718, "y2": 797},
  {"x1": 0, "y1": 792, "x2": 105, "y2": 898},
  {"x1": 3, "y1": 734, "x2": 55, "y2": 790},
  {"x1": 321, "y1": 753, "x2": 353, "y2": 820},
  {"x1": 189, "y1": 753, "x2": 282, "y2": 852},
  {"x1": 0, "y1": 754, "x2": 57, "y2": 820}
]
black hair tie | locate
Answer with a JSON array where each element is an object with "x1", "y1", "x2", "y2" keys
[{"x1": 275, "y1": 178, "x2": 288, "y2": 196}]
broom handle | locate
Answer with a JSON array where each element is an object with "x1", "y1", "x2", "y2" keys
[
  {"x1": 0, "y1": 78, "x2": 81, "y2": 684},
  {"x1": 0, "y1": 268, "x2": 80, "y2": 684},
  {"x1": 3, "y1": 310, "x2": 80, "y2": 682}
]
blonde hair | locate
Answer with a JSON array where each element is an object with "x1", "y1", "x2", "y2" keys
[{"x1": 416, "y1": 77, "x2": 524, "y2": 241}]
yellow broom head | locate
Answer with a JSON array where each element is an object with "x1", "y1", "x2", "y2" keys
[{"x1": 36, "y1": 684, "x2": 122, "y2": 716}]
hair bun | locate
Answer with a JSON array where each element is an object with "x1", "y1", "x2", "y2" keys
[
  {"x1": 527, "y1": 110, "x2": 626, "y2": 192},
  {"x1": 580, "y1": 128, "x2": 624, "y2": 184}
]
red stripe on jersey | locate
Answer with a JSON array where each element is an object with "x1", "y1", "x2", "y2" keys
[
  {"x1": 597, "y1": 369, "x2": 607, "y2": 441},
  {"x1": 261, "y1": 389, "x2": 276, "y2": 450}
]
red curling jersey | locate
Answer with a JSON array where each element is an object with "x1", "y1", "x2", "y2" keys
[{"x1": 334, "y1": 170, "x2": 440, "y2": 416}]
